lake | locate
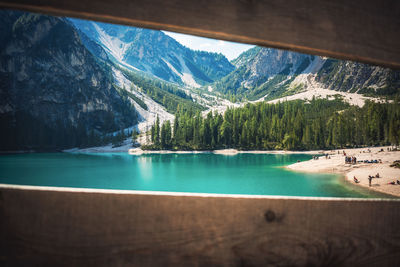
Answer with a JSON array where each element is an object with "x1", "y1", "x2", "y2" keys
[{"x1": 0, "y1": 152, "x2": 374, "y2": 198}]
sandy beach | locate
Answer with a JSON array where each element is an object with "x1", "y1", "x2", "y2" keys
[
  {"x1": 287, "y1": 146, "x2": 400, "y2": 197},
  {"x1": 68, "y1": 145, "x2": 400, "y2": 197}
]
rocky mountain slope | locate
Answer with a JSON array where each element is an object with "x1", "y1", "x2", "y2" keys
[
  {"x1": 212, "y1": 46, "x2": 400, "y2": 101},
  {"x1": 316, "y1": 59, "x2": 400, "y2": 96},
  {"x1": 1, "y1": 10, "x2": 399, "y2": 151},
  {"x1": 0, "y1": 11, "x2": 138, "y2": 150},
  {"x1": 69, "y1": 18, "x2": 235, "y2": 88}
]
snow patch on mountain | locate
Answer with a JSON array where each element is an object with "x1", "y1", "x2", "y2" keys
[
  {"x1": 175, "y1": 54, "x2": 201, "y2": 88},
  {"x1": 112, "y1": 67, "x2": 174, "y2": 135},
  {"x1": 302, "y1": 56, "x2": 326, "y2": 74},
  {"x1": 92, "y1": 23, "x2": 129, "y2": 62},
  {"x1": 162, "y1": 58, "x2": 182, "y2": 76},
  {"x1": 91, "y1": 23, "x2": 139, "y2": 72},
  {"x1": 196, "y1": 92, "x2": 243, "y2": 116},
  {"x1": 113, "y1": 67, "x2": 131, "y2": 89},
  {"x1": 162, "y1": 54, "x2": 201, "y2": 88},
  {"x1": 268, "y1": 75, "x2": 386, "y2": 107}
]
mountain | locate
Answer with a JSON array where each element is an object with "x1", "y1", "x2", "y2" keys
[
  {"x1": 69, "y1": 18, "x2": 235, "y2": 87},
  {"x1": 1, "y1": 10, "x2": 398, "y2": 152},
  {"x1": 0, "y1": 11, "x2": 138, "y2": 150},
  {"x1": 213, "y1": 46, "x2": 400, "y2": 101},
  {"x1": 213, "y1": 47, "x2": 315, "y2": 100},
  {"x1": 316, "y1": 59, "x2": 400, "y2": 96},
  {"x1": 230, "y1": 46, "x2": 262, "y2": 68}
]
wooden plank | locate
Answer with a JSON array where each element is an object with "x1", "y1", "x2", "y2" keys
[
  {"x1": 0, "y1": 0, "x2": 399, "y2": 69},
  {"x1": 1, "y1": 186, "x2": 399, "y2": 266}
]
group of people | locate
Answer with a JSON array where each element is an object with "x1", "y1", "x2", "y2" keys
[
  {"x1": 345, "y1": 157, "x2": 382, "y2": 164},
  {"x1": 368, "y1": 173, "x2": 381, "y2": 186},
  {"x1": 362, "y1": 159, "x2": 382, "y2": 164},
  {"x1": 345, "y1": 156, "x2": 357, "y2": 164},
  {"x1": 353, "y1": 173, "x2": 379, "y2": 186},
  {"x1": 354, "y1": 173, "x2": 400, "y2": 187}
]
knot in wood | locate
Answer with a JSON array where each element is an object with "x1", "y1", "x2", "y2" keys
[{"x1": 264, "y1": 210, "x2": 276, "y2": 222}]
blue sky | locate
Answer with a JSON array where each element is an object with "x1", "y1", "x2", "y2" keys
[{"x1": 163, "y1": 31, "x2": 254, "y2": 61}]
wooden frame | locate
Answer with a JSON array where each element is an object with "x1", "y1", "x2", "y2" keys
[
  {"x1": 0, "y1": 0, "x2": 400, "y2": 69},
  {"x1": 1, "y1": 185, "x2": 400, "y2": 266},
  {"x1": 1, "y1": 0, "x2": 400, "y2": 265}
]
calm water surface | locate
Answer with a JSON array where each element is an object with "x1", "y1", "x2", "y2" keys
[{"x1": 0, "y1": 153, "x2": 372, "y2": 197}]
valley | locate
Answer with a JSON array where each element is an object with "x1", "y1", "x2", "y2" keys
[
  {"x1": 0, "y1": 10, "x2": 399, "y2": 152},
  {"x1": 0, "y1": 9, "x2": 399, "y2": 199}
]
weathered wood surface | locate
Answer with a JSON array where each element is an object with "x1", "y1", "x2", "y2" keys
[
  {"x1": 0, "y1": 0, "x2": 399, "y2": 69},
  {"x1": 1, "y1": 186, "x2": 399, "y2": 266}
]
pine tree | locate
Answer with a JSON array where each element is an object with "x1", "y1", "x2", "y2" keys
[
  {"x1": 141, "y1": 99, "x2": 400, "y2": 151},
  {"x1": 132, "y1": 129, "x2": 139, "y2": 145},
  {"x1": 154, "y1": 116, "x2": 160, "y2": 147}
]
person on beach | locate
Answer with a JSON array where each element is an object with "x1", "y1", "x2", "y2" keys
[
  {"x1": 354, "y1": 176, "x2": 360, "y2": 183},
  {"x1": 376, "y1": 173, "x2": 380, "y2": 178},
  {"x1": 368, "y1": 176, "x2": 373, "y2": 186},
  {"x1": 397, "y1": 180, "x2": 400, "y2": 185},
  {"x1": 388, "y1": 181, "x2": 395, "y2": 185}
]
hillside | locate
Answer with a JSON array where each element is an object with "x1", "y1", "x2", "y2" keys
[
  {"x1": 0, "y1": 11, "x2": 138, "y2": 150},
  {"x1": 316, "y1": 59, "x2": 400, "y2": 96},
  {"x1": 69, "y1": 18, "x2": 235, "y2": 87},
  {"x1": 212, "y1": 46, "x2": 400, "y2": 102},
  {"x1": 1, "y1": 10, "x2": 399, "y2": 152}
]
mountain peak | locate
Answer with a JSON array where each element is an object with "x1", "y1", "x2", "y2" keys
[{"x1": 70, "y1": 18, "x2": 235, "y2": 87}]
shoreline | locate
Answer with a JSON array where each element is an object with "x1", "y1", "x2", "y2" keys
[
  {"x1": 61, "y1": 145, "x2": 324, "y2": 155},
  {"x1": 286, "y1": 146, "x2": 400, "y2": 198},
  {"x1": 127, "y1": 148, "x2": 323, "y2": 155},
  {"x1": 5, "y1": 145, "x2": 399, "y2": 197}
]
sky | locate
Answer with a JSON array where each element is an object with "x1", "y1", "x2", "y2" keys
[{"x1": 163, "y1": 31, "x2": 254, "y2": 61}]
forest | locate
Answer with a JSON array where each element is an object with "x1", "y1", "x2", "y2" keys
[
  {"x1": 116, "y1": 66, "x2": 205, "y2": 114},
  {"x1": 145, "y1": 98, "x2": 400, "y2": 151},
  {"x1": 0, "y1": 97, "x2": 137, "y2": 151}
]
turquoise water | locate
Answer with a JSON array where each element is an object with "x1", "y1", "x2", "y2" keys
[{"x1": 0, "y1": 153, "x2": 372, "y2": 197}]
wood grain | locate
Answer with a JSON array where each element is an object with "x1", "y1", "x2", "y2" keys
[
  {"x1": 1, "y1": 186, "x2": 399, "y2": 266},
  {"x1": 0, "y1": 0, "x2": 399, "y2": 69}
]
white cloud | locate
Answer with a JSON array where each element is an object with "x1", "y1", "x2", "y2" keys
[
  {"x1": 217, "y1": 40, "x2": 226, "y2": 46},
  {"x1": 199, "y1": 43, "x2": 213, "y2": 48},
  {"x1": 163, "y1": 31, "x2": 254, "y2": 60}
]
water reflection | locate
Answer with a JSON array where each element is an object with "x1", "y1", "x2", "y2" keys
[{"x1": 0, "y1": 153, "x2": 380, "y2": 198}]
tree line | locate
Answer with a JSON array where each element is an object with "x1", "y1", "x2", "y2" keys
[
  {"x1": 116, "y1": 65, "x2": 205, "y2": 114},
  {"x1": 145, "y1": 98, "x2": 400, "y2": 151}
]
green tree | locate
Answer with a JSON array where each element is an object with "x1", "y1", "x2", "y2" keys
[
  {"x1": 154, "y1": 116, "x2": 160, "y2": 147},
  {"x1": 132, "y1": 129, "x2": 139, "y2": 145}
]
